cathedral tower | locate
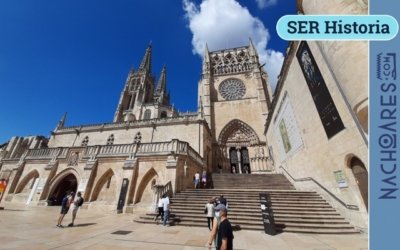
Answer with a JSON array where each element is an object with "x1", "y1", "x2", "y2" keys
[
  {"x1": 198, "y1": 40, "x2": 272, "y2": 173},
  {"x1": 113, "y1": 45, "x2": 174, "y2": 122}
]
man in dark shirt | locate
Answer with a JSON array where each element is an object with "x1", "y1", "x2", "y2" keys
[
  {"x1": 216, "y1": 204, "x2": 233, "y2": 250},
  {"x1": 219, "y1": 195, "x2": 227, "y2": 206}
]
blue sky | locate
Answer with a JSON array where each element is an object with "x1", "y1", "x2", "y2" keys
[{"x1": 0, "y1": 0, "x2": 296, "y2": 144}]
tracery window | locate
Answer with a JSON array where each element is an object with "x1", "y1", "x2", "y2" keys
[
  {"x1": 219, "y1": 78, "x2": 246, "y2": 100},
  {"x1": 81, "y1": 136, "x2": 89, "y2": 146},
  {"x1": 106, "y1": 134, "x2": 114, "y2": 145}
]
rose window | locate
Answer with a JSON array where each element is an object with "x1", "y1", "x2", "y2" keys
[{"x1": 219, "y1": 78, "x2": 246, "y2": 100}]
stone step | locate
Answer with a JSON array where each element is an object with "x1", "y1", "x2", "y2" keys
[
  {"x1": 135, "y1": 217, "x2": 359, "y2": 234},
  {"x1": 136, "y1": 173, "x2": 359, "y2": 234},
  {"x1": 137, "y1": 216, "x2": 356, "y2": 233},
  {"x1": 170, "y1": 208, "x2": 339, "y2": 217},
  {"x1": 178, "y1": 190, "x2": 319, "y2": 196},
  {"x1": 172, "y1": 201, "x2": 329, "y2": 207},
  {"x1": 172, "y1": 196, "x2": 325, "y2": 202},
  {"x1": 145, "y1": 213, "x2": 348, "y2": 224},
  {"x1": 171, "y1": 205, "x2": 333, "y2": 212},
  {"x1": 176, "y1": 193, "x2": 321, "y2": 198},
  {"x1": 179, "y1": 189, "x2": 315, "y2": 193}
]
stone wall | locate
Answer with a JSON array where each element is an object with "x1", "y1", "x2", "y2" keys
[{"x1": 265, "y1": 41, "x2": 368, "y2": 228}]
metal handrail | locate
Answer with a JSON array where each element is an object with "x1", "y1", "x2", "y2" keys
[{"x1": 279, "y1": 166, "x2": 359, "y2": 211}]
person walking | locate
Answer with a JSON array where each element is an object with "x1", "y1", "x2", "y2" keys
[
  {"x1": 194, "y1": 171, "x2": 200, "y2": 189},
  {"x1": 201, "y1": 170, "x2": 207, "y2": 188},
  {"x1": 219, "y1": 195, "x2": 228, "y2": 209},
  {"x1": 205, "y1": 198, "x2": 215, "y2": 230},
  {"x1": 162, "y1": 194, "x2": 170, "y2": 226},
  {"x1": 56, "y1": 191, "x2": 74, "y2": 228},
  {"x1": 207, "y1": 204, "x2": 228, "y2": 249},
  {"x1": 68, "y1": 191, "x2": 84, "y2": 227},
  {"x1": 216, "y1": 204, "x2": 234, "y2": 250},
  {"x1": 154, "y1": 194, "x2": 165, "y2": 223}
]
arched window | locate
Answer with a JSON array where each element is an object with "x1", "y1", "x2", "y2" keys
[
  {"x1": 160, "y1": 111, "x2": 168, "y2": 118},
  {"x1": 81, "y1": 136, "x2": 89, "y2": 146},
  {"x1": 144, "y1": 109, "x2": 151, "y2": 120},
  {"x1": 134, "y1": 132, "x2": 142, "y2": 144},
  {"x1": 106, "y1": 134, "x2": 114, "y2": 145}
]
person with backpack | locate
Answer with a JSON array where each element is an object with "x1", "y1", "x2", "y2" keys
[
  {"x1": 68, "y1": 191, "x2": 84, "y2": 227},
  {"x1": 57, "y1": 191, "x2": 74, "y2": 228}
]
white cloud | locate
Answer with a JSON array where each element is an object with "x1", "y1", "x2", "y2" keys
[
  {"x1": 183, "y1": 0, "x2": 284, "y2": 91},
  {"x1": 255, "y1": 0, "x2": 278, "y2": 9}
]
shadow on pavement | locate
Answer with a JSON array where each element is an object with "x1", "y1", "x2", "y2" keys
[{"x1": 71, "y1": 223, "x2": 97, "y2": 227}]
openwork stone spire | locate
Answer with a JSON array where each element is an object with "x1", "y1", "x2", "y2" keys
[
  {"x1": 55, "y1": 112, "x2": 67, "y2": 130},
  {"x1": 154, "y1": 66, "x2": 169, "y2": 105},
  {"x1": 156, "y1": 65, "x2": 166, "y2": 93},
  {"x1": 139, "y1": 43, "x2": 152, "y2": 73}
]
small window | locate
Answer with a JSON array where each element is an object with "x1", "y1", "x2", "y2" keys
[
  {"x1": 160, "y1": 111, "x2": 168, "y2": 118},
  {"x1": 107, "y1": 134, "x2": 115, "y2": 145},
  {"x1": 144, "y1": 109, "x2": 151, "y2": 120},
  {"x1": 81, "y1": 136, "x2": 89, "y2": 146}
]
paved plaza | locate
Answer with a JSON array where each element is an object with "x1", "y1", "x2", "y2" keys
[{"x1": 0, "y1": 204, "x2": 368, "y2": 250}]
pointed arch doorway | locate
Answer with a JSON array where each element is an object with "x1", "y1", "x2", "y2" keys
[
  {"x1": 350, "y1": 157, "x2": 368, "y2": 210},
  {"x1": 48, "y1": 174, "x2": 77, "y2": 206},
  {"x1": 229, "y1": 147, "x2": 251, "y2": 174},
  {"x1": 217, "y1": 119, "x2": 260, "y2": 174}
]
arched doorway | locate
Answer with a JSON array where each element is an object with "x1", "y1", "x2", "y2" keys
[
  {"x1": 218, "y1": 119, "x2": 260, "y2": 174},
  {"x1": 48, "y1": 174, "x2": 77, "y2": 206},
  {"x1": 350, "y1": 157, "x2": 368, "y2": 210}
]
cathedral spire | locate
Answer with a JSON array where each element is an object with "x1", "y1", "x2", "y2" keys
[
  {"x1": 139, "y1": 43, "x2": 152, "y2": 72},
  {"x1": 202, "y1": 43, "x2": 210, "y2": 74},
  {"x1": 156, "y1": 65, "x2": 167, "y2": 93},
  {"x1": 55, "y1": 112, "x2": 67, "y2": 131},
  {"x1": 249, "y1": 38, "x2": 257, "y2": 56},
  {"x1": 154, "y1": 65, "x2": 169, "y2": 105},
  {"x1": 203, "y1": 43, "x2": 210, "y2": 62}
]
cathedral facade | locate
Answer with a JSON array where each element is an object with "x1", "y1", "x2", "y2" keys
[{"x1": 0, "y1": 0, "x2": 368, "y2": 229}]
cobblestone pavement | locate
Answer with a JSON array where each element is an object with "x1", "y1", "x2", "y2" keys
[{"x1": 0, "y1": 204, "x2": 368, "y2": 250}]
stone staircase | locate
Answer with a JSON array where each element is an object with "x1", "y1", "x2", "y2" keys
[
  {"x1": 135, "y1": 174, "x2": 359, "y2": 234},
  {"x1": 212, "y1": 173, "x2": 295, "y2": 190}
]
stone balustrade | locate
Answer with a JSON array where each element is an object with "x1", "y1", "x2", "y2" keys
[
  {"x1": 57, "y1": 114, "x2": 199, "y2": 134},
  {"x1": 187, "y1": 147, "x2": 204, "y2": 166},
  {"x1": 250, "y1": 157, "x2": 274, "y2": 172},
  {"x1": 23, "y1": 140, "x2": 203, "y2": 165},
  {"x1": 83, "y1": 146, "x2": 100, "y2": 158},
  {"x1": 25, "y1": 148, "x2": 62, "y2": 159},
  {"x1": 98, "y1": 143, "x2": 136, "y2": 156}
]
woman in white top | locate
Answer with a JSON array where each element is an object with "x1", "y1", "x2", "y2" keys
[{"x1": 205, "y1": 198, "x2": 215, "y2": 230}]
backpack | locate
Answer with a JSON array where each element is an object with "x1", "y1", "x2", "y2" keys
[
  {"x1": 61, "y1": 196, "x2": 68, "y2": 207},
  {"x1": 77, "y1": 197, "x2": 84, "y2": 207}
]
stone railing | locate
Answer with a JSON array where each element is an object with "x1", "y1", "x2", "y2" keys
[
  {"x1": 187, "y1": 147, "x2": 204, "y2": 166},
  {"x1": 57, "y1": 115, "x2": 200, "y2": 134},
  {"x1": 98, "y1": 143, "x2": 136, "y2": 157},
  {"x1": 178, "y1": 111, "x2": 198, "y2": 116},
  {"x1": 57, "y1": 147, "x2": 69, "y2": 159},
  {"x1": 250, "y1": 156, "x2": 274, "y2": 172},
  {"x1": 26, "y1": 148, "x2": 64, "y2": 159},
  {"x1": 83, "y1": 146, "x2": 100, "y2": 158},
  {"x1": 22, "y1": 140, "x2": 203, "y2": 166},
  {"x1": 154, "y1": 181, "x2": 173, "y2": 199},
  {"x1": 136, "y1": 140, "x2": 191, "y2": 156}
]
